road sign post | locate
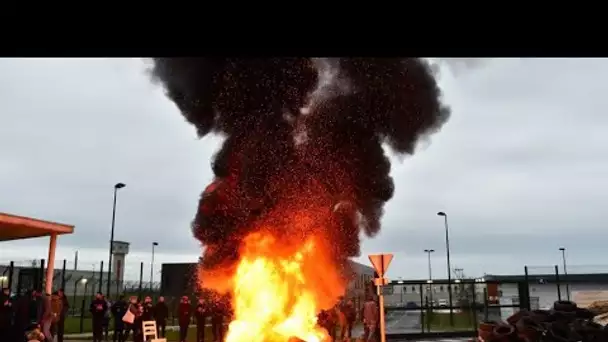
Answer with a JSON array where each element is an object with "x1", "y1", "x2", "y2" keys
[{"x1": 369, "y1": 253, "x2": 394, "y2": 342}]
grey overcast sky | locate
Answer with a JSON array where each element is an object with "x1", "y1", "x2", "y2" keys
[{"x1": 1, "y1": 58, "x2": 607, "y2": 280}]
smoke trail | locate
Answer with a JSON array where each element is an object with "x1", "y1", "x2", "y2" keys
[
  {"x1": 150, "y1": 57, "x2": 450, "y2": 271},
  {"x1": 304, "y1": 58, "x2": 450, "y2": 258}
]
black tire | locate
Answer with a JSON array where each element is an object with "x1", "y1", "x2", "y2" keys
[
  {"x1": 529, "y1": 309, "x2": 552, "y2": 323},
  {"x1": 553, "y1": 300, "x2": 577, "y2": 312},
  {"x1": 493, "y1": 323, "x2": 515, "y2": 337}
]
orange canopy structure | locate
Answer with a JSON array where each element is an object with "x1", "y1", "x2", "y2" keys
[{"x1": 0, "y1": 212, "x2": 74, "y2": 294}]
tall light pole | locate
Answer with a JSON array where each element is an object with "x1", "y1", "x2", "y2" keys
[
  {"x1": 424, "y1": 249, "x2": 435, "y2": 280},
  {"x1": 424, "y1": 249, "x2": 435, "y2": 308},
  {"x1": 559, "y1": 247, "x2": 570, "y2": 300},
  {"x1": 150, "y1": 242, "x2": 159, "y2": 290},
  {"x1": 106, "y1": 182, "x2": 126, "y2": 297},
  {"x1": 437, "y1": 211, "x2": 454, "y2": 326}
]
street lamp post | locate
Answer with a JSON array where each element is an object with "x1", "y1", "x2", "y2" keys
[
  {"x1": 107, "y1": 182, "x2": 126, "y2": 297},
  {"x1": 559, "y1": 247, "x2": 570, "y2": 300},
  {"x1": 424, "y1": 249, "x2": 435, "y2": 281},
  {"x1": 437, "y1": 211, "x2": 454, "y2": 326},
  {"x1": 150, "y1": 242, "x2": 159, "y2": 290},
  {"x1": 424, "y1": 249, "x2": 435, "y2": 307}
]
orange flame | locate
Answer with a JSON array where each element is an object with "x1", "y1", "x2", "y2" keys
[{"x1": 201, "y1": 207, "x2": 346, "y2": 342}]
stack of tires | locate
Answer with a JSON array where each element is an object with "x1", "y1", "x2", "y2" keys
[{"x1": 476, "y1": 300, "x2": 608, "y2": 341}]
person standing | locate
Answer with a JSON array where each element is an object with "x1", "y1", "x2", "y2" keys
[
  {"x1": 361, "y1": 296, "x2": 379, "y2": 342},
  {"x1": 211, "y1": 298, "x2": 230, "y2": 342},
  {"x1": 90, "y1": 292, "x2": 108, "y2": 342},
  {"x1": 194, "y1": 298, "x2": 208, "y2": 342},
  {"x1": 132, "y1": 303, "x2": 144, "y2": 342},
  {"x1": 56, "y1": 288, "x2": 69, "y2": 342},
  {"x1": 102, "y1": 295, "x2": 112, "y2": 341},
  {"x1": 49, "y1": 291, "x2": 65, "y2": 342},
  {"x1": 141, "y1": 296, "x2": 154, "y2": 322},
  {"x1": 39, "y1": 293, "x2": 54, "y2": 342},
  {"x1": 122, "y1": 297, "x2": 139, "y2": 342},
  {"x1": 31, "y1": 290, "x2": 42, "y2": 326},
  {"x1": 111, "y1": 295, "x2": 128, "y2": 342},
  {"x1": 153, "y1": 296, "x2": 169, "y2": 338},
  {"x1": 0, "y1": 288, "x2": 13, "y2": 340},
  {"x1": 14, "y1": 291, "x2": 33, "y2": 342},
  {"x1": 177, "y1": 296, "x2": 192, "y2": 342},
  {"x1": 340, "y1": 299, "x2": 356, "y2": 341}
]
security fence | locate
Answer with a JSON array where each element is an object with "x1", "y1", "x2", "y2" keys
[
  {"x1": 384, "y1": 278, "x2": 521, "y2": 340},
  {"x1": 0, "y1": 259, "x2": 161, "y2": 300},
  {"x1": 384, "y1": 264, "x2": 608, "y2": 340}
]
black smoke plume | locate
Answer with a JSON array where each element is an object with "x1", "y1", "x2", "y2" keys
[{"x1": 150, "y1": 57, "x2": 450, "y2": 271}]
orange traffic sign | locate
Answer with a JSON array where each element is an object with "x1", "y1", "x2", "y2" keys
[{"x1": 368, "y1": 253, "x2": 393, "y2": 277}]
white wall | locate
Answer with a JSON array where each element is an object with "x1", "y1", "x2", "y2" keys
[{"x1": 498, "y1": 282, "x2": 608, "y2": 309}]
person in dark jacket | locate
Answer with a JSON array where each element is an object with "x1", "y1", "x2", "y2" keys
[
  {"x1": 90, "y1": 292, "x2": 108, "y2": 342},
  {"x1": 111, "y1": 295, "x2": 128, "y2": 342},
  {"x1": 153, "y1": 296, "x2": 169, "y2": 338},
  {"x1": 102, "y1": 295, "x2": 111, "y2": 341},
  {"x1": 194, "y1": 298, "x2": 208, "y2": 342},
  {"x1": 177, "y1": 296, "x2": 192, "y2": 342},
  {"x1": 14, "y1": 291, "x2": 33, "y2": 341},
  {"x1": 340, "y1": 299, "x2": 356, "y2": 341},
  {"x1": 132, "y1": 303, "x2": 144, "y2": 342},
  {"x1": 30, "y1": 290, "x2": 42, "y2": 325},
  {"x1": 56, "y1": 288, "x2": 69, "y2": 342},
  {"x1": 0, "y1": 288, "x2": 13, "y2": 340},
  {"x1": 211, "y1": 298, "x2": 228, "y2": 342},
  {"x1": 319, "y1": 307, "x2": 337, "y2": 341},
  {"x1": 141, "y1": 296, "x2": 154, "y2": 321}
]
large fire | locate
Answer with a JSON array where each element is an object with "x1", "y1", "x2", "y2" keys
[
  {"x1": 151, "y1": 58, "x2": 450, "y2": 342},
  {"x1": 228, "y1": 233, "x2": 330, "y2": 342},
  {"x1": 201, "y1": 206, "x2": 347, "y2": 342}
]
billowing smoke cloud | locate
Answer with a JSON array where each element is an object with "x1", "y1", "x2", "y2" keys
[{"x1": 150, "y1": 58, "x2": 450, "y2": 273}]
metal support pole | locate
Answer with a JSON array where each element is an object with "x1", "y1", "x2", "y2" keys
[
  {"x1": 150, "y1": 242, "x2": 157, "y2": 291},
  {"x1": 98, "y1": 261, "x2": 104, "y2": 294},
  {"x1": 377, "y1": 254, "x2": 387, "y2": 342},
  {"x1": 107, "y1": 183, "x2": 125, "y2": 296},
  {"x1": 138, "y1": 262, "x2": 144, "y2": 299},
  {"x1": 555, "y1": 265, "x2": 562, "y2": 301},
  {"x1": 7, "y1": 261, "x2": 14, "y2": 293},
  {"x1": 560, "y1": 248, "x2": 570, "y2": 301},
  {"x1": 443, "y1": 215, "x2": 454, "y2": 326},
  {"x1": 39, "y1": 259, "x2": 45, "y2": 292},
  {"x1": 61, "y1": 259, "x2": 67, "y2": 290},
  {"x1": 45, "y1": 233, "x2": 57, "y2": 295},
  {"x1": 107, "y1": 188, "x2": 117, "y2": 297},
  {"x1": 524, "y1": 266, "x2": 531, "y2": 310}
]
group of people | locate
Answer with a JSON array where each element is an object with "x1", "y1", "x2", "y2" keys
[
  {"x1": 318, "y1": 296, "x2": 380, "y2": 342},
  {"x1": 94, "y1": 293, "x2": 230, "y2": 342},
  {"x1": 176, "y1": 295, "x2": 232, "y2": 342},
  {"x1": 0, "y1": 287, "x2": 70, "y2": 342},
  {"x1": 1, "y1": 285, "x2": 380, "y2": 342},
  {"x1": 93, "y1": 293, "x2": 169, "y2": 342}
]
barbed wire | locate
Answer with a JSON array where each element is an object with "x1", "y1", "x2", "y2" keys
[{"x1": 0, "y1": 258, "x2": 165, "y2": 283}]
